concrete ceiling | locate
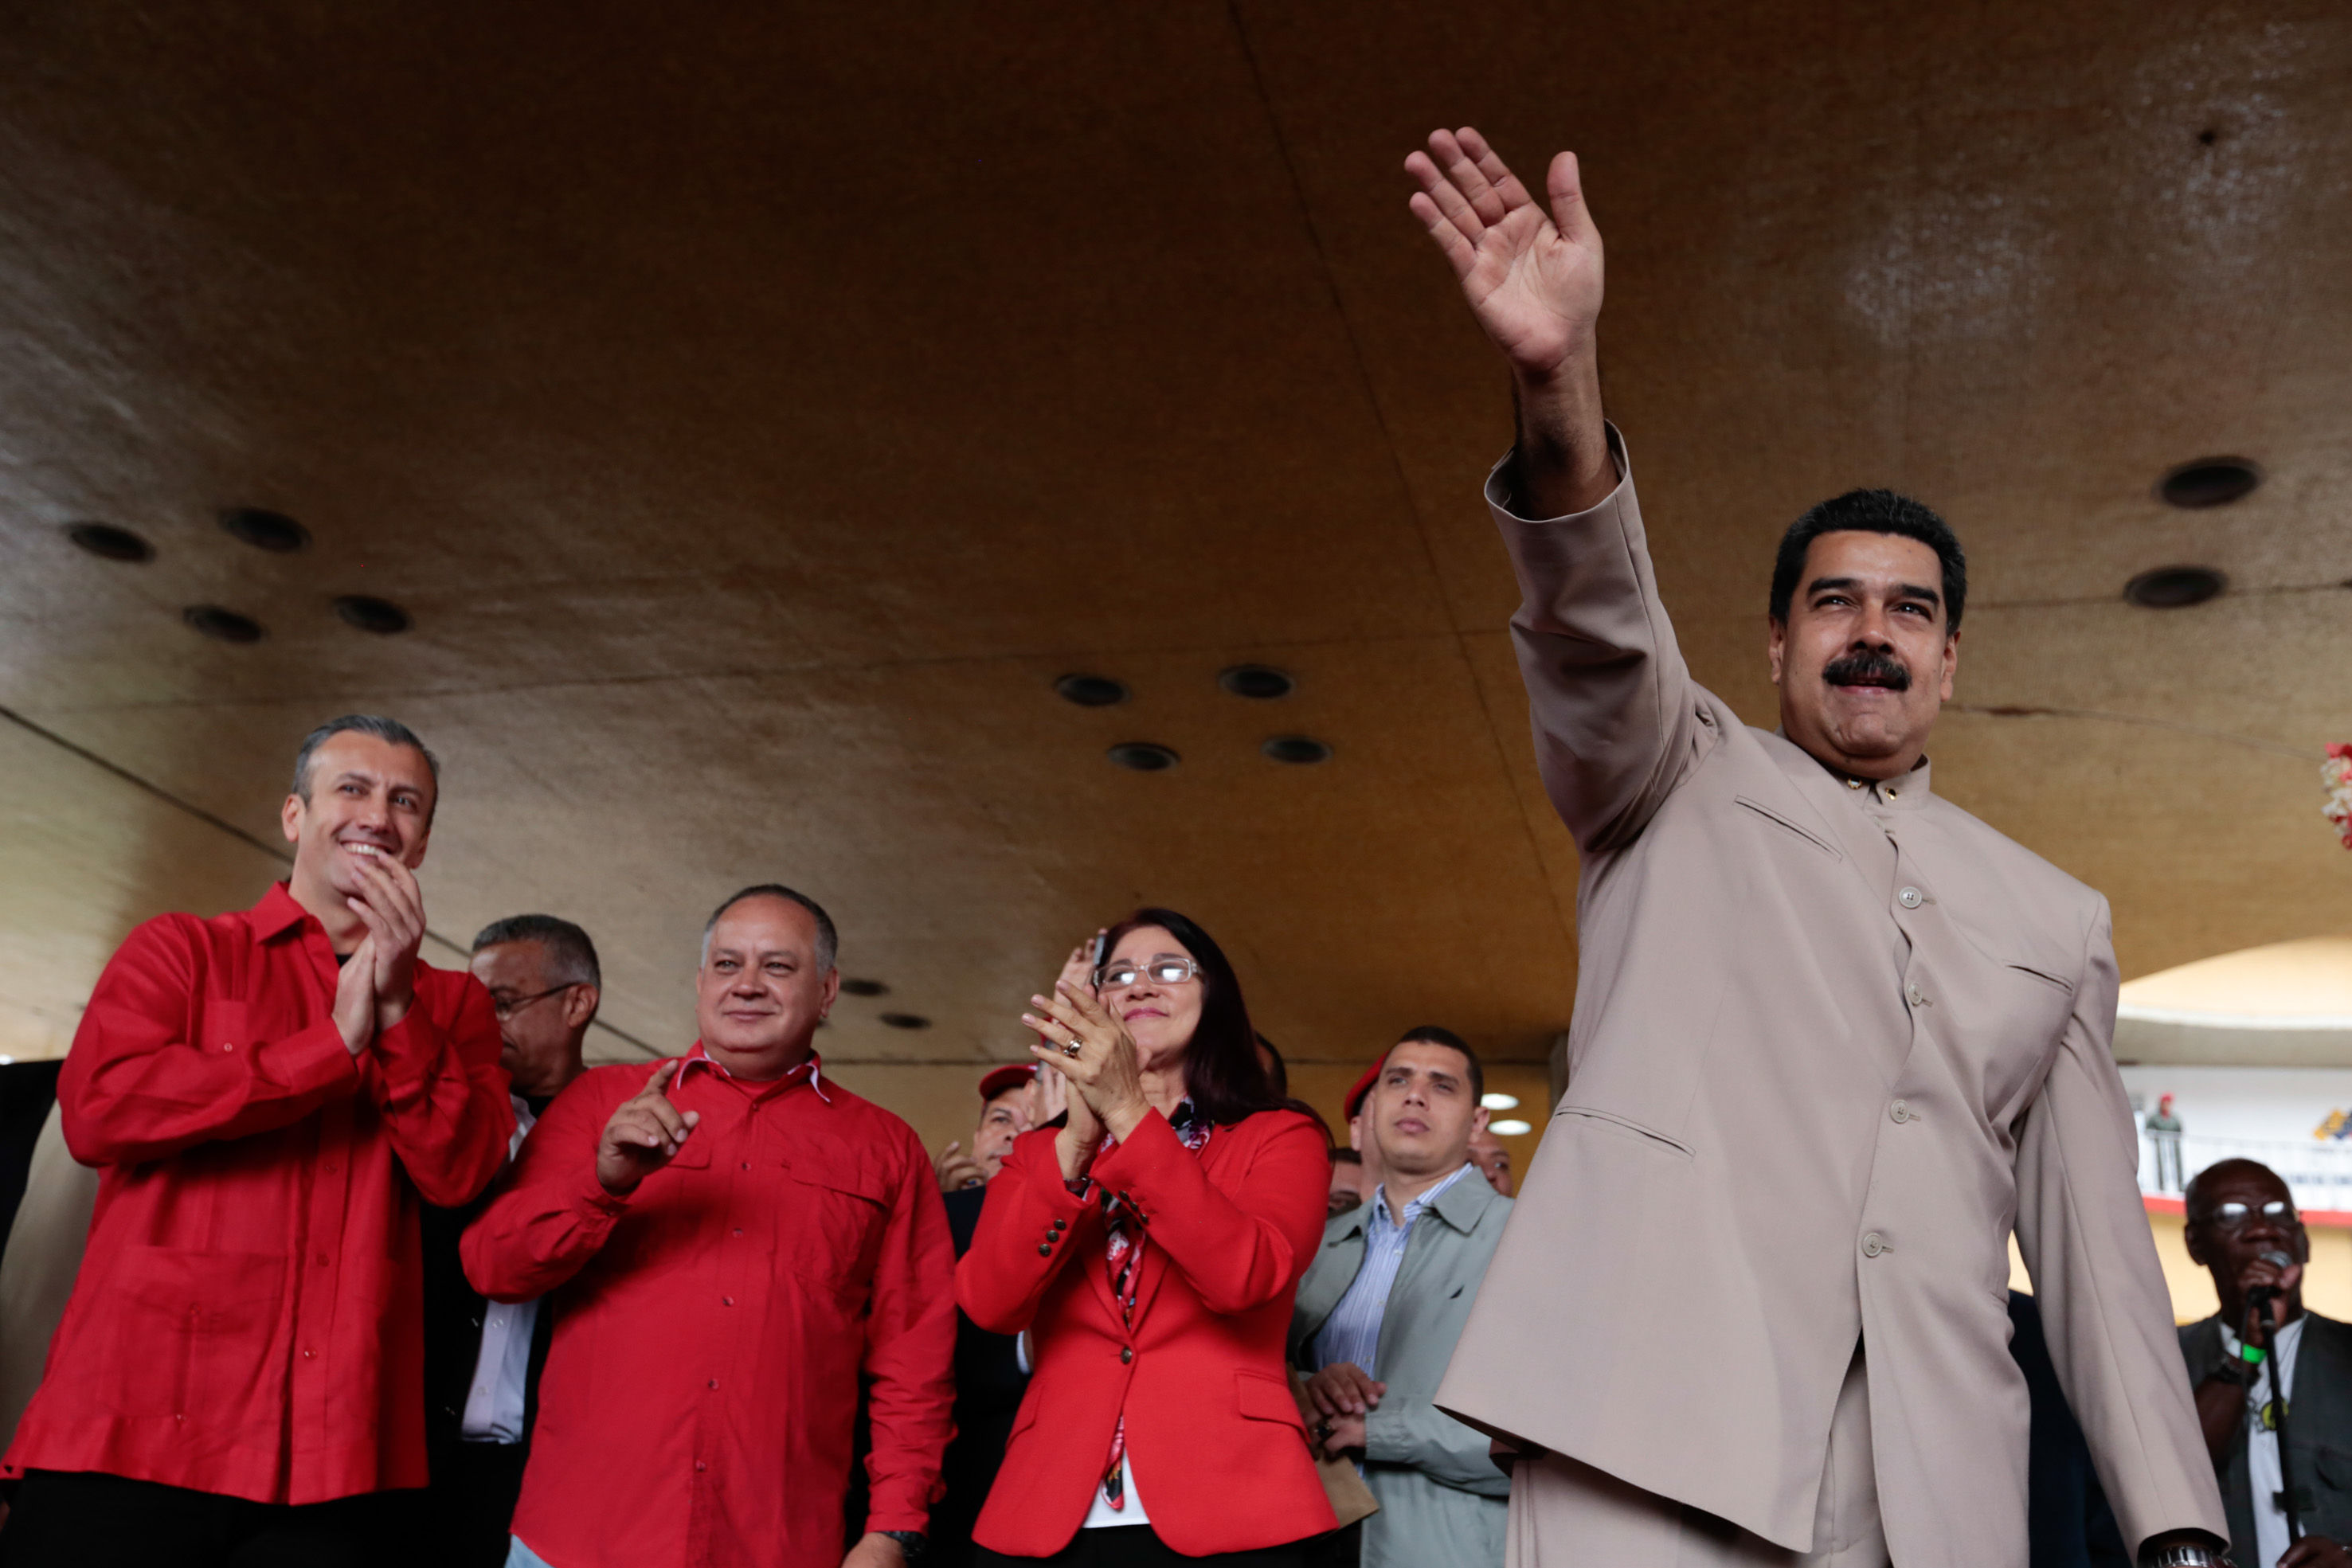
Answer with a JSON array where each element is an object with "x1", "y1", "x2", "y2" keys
[{"x1": 2, "y1": 1, "x2": 2349, "y2": 1149}]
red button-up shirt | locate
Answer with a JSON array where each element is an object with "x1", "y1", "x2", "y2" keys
[
  {"x1": 464, "y1": 1051, "x2": 957, "y2": 1568},
  {"x1": 2, "y1": 882, "x2": 512, "y2": 1503}
]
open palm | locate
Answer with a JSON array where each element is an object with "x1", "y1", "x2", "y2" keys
[{"x1": 1406, "y1": 127, "x2": 1603, "y2": 381}]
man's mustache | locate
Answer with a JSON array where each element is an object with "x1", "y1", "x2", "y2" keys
[{"x1": 1822, "y1": 648, "x2": 1912, "y2": 690}]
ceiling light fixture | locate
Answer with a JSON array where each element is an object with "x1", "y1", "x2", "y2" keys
[
  {"x1": 1219, "y1": 665, "x2": 1294, "y2": 699},
  {"x1": 332, "y1": 594, "x2": 410, "y2": 634},
  {"x1": 1489, "y1": 1118, "x2": 1534, "y2": 1136},
  {"x1": 1262, "y1": 736, "x2": 1331, "y2": 764},
  {"x1": 839, "y1": 979, "x2": 888, "y2": 997},
  {"x1": 182, "y1": 604, "x2": 264, "y2": 643},
  {"x1": 879, "y1": 1012, "x2": 932, "y2": 1030},
  {"x1": 1055, "y1": 674, "x2": 1129, "y2": 707},
  {"x1": 1480, "y1": 1093, "x2": 1520, "y2": 1111},
  {"x1": 65, "y1": 522, "x2": 154, "y2": 562},
  {"x1": 219, "y1": 507, "x2": 311, "y2": 552},
  {"x1": 2157, "y1": 459, "x2": 2260, "y2": 510},
  {"x1": 1108, "y1": 742, "x2": 1179, "y2": 772},
  {"x1": 2123, "y1": 565, "x2": 2227, "y2": 608}
]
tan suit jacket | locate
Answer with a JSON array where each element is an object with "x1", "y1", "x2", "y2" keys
[{"x1": 1432, "y1": 435, "x2": 2224, "y2": 1567}]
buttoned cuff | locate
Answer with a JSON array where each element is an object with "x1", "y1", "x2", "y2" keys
[
  {"x1": 1482, "y1": 420, "x2": 1630, "y2": 524},
  {"x1": 572, "y1": 1164, "x2": 634, "y2": 1221},
  {"x1": 863, "y1": 1503, "x2": 933, "y2": 1537},
  {"x1": 276, "y1": 1018, "x2": 366, "y2": 1098}
]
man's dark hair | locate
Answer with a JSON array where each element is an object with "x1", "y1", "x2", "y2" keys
[
  {"x1": 1392, "y1": 1024, "x2": 1483, "y2": 1104},
  {"x1": 1330, "y1": 1148, "x2": 1362, "y2": 1167},
  {"x1": 1769, "y1": 490, "x2": 1967, "y2": 632},
  {"x1": 472, "y1": 913, "x2": 601, "y2": 989},
  {"x1": 292, "y1": 715, "x2": 440, "y2": 814},
  {"x1": 703, "y1": 883, "x2": 838, "y2": 973}
]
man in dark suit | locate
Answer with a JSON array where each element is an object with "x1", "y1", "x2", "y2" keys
[
  {"x1": 929, "y1": 1064, "x2": 1039, "y2": 1567},
  {"x1": 2178, "y1": 1158, "x2": 2352, "y2": 1568},
  {"x1": 413, "y1": 915, "x2": 599, "y2": 1566}
]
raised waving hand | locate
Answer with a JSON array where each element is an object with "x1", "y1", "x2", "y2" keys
[{"x1": 1405, "y1": 127, "x2": 1614, "y2": 516}]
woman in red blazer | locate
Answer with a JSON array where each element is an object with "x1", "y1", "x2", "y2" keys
[{"x1": 959, "y1": 908, "x2": 1336, "y2": 1566}]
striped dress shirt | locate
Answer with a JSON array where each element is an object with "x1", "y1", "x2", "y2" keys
[{"x1": 1312, "y1": 1163, "x2": 1476, "y2": 1377}]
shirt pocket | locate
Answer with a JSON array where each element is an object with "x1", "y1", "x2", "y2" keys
[
  {"x1": 781, "y1": 1152, "x2": 890, "y2": 1308},
  {"x1": 94, "y1": 1245, "x2": 287, "y2": 1421}
]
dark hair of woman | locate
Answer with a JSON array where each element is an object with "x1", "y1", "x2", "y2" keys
[{"x1": 1099, "y1": 906, "x2": 1306, "y2": 1131}]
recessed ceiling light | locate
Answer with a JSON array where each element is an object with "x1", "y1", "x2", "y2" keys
[
  {"x1": 1219, "y1": 664, "x2": 1294, "y2": 699},
  {"x1": 1055, "y1": 674, "x2": 1129, "y2": 707},
  {"x1": 1108, "y1": 742, "x2": 1179, "y2": 772},
  {"x1": 332, "y1": 594, "x2": 411, "y2": 634},
  {"x1": 879, "y1": 1011, "x2": 932, "y2": 1030},
  {"x1": 65, "y1": 522, "x2": 154, "y2": 562},
  {"x1": 1489, "y1": 1118, "x2": 1534, "y2": 1136},
  {"x1": 2124, "y1": 565, "x2": 2227, "y2": 608},
  {"x1": 219, "y1": 507, "x2": 311, "y2": 552},
  {"x1": 1480, "y1": 1093, "x2": 1520, "y2": 1111},
  {"x1": 2157, "y1": 459, "x2": 2260, "y2": 510},
  {"x1": 182, "y1": 604, "x2": 264, "y2": 643},
  {"x1": 840, "y1": 978, "x2": 888, "y2": 997},
  {"x1": 1262, "y1": 736, "x2": 1331, "y2": 764}
]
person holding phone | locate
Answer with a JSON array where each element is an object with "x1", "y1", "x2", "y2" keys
[{"x1": 957, "y1": 909, "x2": 1333, "y2": 1566}]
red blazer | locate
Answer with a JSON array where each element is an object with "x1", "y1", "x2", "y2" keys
[{"x1": 957, "y1": 1105, "x2": 1336, "y2": 1558}]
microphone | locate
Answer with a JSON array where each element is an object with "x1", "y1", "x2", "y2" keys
[{"x1": 2247, "y1": 1248, "x2": 2295, "y2": 1316}]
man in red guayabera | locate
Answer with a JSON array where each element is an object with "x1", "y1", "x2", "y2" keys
[
  {"x1": 0, "y1": 714, "x2": 513, "y2": 1567},
  {"x1": 464, "y1": 884, "x2": 955, "y2": 1568}
]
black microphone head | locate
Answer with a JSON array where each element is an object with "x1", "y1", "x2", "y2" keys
[{"x1": 2260, "y1": 1249, "x2": 2295, "y2": 1269}]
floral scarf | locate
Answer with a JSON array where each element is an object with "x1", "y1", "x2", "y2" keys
[{"x1": 1095, "y1": 1099, "x2": 1211, "y2": 1509}]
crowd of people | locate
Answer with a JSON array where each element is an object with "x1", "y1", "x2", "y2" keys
[
  {"x1": 0, "y1": 120, "x2": 2338, "y2": 1568},
  {"x1": 0, "y1": 707, "x2": 2346, "y2": 1568}
]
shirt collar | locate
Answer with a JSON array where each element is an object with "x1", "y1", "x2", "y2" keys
[
  {"x1": 1369, "y1": 1161, "x2": 1477, "y2": 1233},
  {"x1": 671, "y1": 1041, "x2": 829, "y2": 1103},
  {"x1": 251, "y1": 881, "x2": 315, "y2": 942}
]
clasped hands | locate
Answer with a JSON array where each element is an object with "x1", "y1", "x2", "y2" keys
[
  {"x1": 1304, "y1": 1363, "x2": 1383, "y2": 1460},
  {"x1": 331, "y1": 850, "x2": 428, "y2": 1057},
  {"x1": 1021, "y1": 977, "x2": 1148, "y2": 1182}
]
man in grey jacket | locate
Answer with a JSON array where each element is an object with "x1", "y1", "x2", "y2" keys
[{"x1": 1292, "y1": 1027, "x2": 1513, "y2": 1568}]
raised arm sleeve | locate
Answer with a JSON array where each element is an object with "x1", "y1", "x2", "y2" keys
[
  {"x1": 1086, "y1": 1109, "x2": 1328, "y2": 1317},
  {"x1": 957, "y1": 1127, "x2": 1093, "y2": 1335},
  {"x1": 358, "y1": 975, "x2": 513, "y2": 1206},
  {"x1": 2013, "y1": 897, "x2": 2227, "y2": 1554},
  {"x1": 1489, "y1": 427, "x2": 1718, "y2": 852},
  {"x1": 463, "y1": 1074, "x2": 633, "y2": 1303},
  {"x1": 859, "y1": 1129, "x2": 960, "y2": 1535},
  {"x1": 61, "y1": 918, "x2": 360, "y2": 1166}
]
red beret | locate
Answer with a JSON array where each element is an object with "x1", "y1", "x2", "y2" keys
[
  {"x1": 979, "y1": 1064, "x2": 1036, "y2": 1102},
  {"x1": 1343, "y1": 1058, "x2": 1384, "y2": 1120}
]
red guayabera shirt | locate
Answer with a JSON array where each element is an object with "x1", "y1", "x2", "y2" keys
[
  {"x1": 464, "y1": 1051, "x2": 957, "y2": 1568},
  {"x1": 1, "y1": 882, "x2": 511, "y2": 1503}
]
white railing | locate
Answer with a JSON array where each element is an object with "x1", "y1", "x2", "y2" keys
[{"x1": 2139, "y1": 1129, "x2": 2352, "y2": 1214}]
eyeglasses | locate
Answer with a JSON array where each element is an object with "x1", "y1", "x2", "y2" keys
[
  {"x1": 490, "y1": 983, "x2": 577, "y2": 1021},
  {"x1": 1092, "y1": 957, "x2": 1203, "y2": 991},
  {"x1": 2199, "y1": 1199, "x2": 2297, "y2": 1232}
]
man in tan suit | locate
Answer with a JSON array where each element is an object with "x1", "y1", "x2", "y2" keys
[{"x1": 1403, "y1": 128, "x2": 2229, "y2": 1568}]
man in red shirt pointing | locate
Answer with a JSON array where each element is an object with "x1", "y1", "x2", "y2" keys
[
  {"x1": 0, "y1": 714, "x2": 513, "y2": 1566},
  {"x1": 464, "y1": 884, "x2": 956, "y2": 1568}
]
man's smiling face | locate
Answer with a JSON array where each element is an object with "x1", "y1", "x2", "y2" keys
[
  {"x1": 1769, "y1": 530, "x2": 1957, "y2": 780},
  {"x1": 280, "y1": 732, "x2": 436, "y2": 904}
]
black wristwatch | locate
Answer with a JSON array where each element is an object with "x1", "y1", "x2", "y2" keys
[{"x1": 879, "y1": 1530, "x2": 926, "y2": 1564}]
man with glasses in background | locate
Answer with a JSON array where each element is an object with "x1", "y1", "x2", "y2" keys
[
  {"x1": 407, "y1": 917, "x2": 604, "y2": 1566},
  {"x1": 2179, "y1": 1161, "x2": 2352, "y2": 1567}
]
